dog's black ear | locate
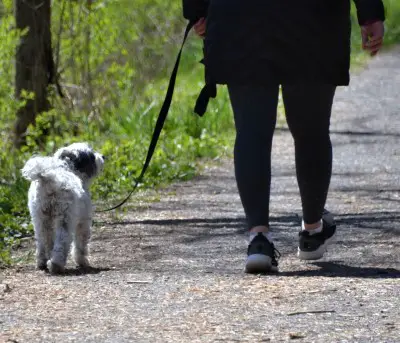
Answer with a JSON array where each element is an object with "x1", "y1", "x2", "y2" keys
[
  {"x1": 74, "y1": 151, "x2": 97, "y2": 177},
  {"x1": 59, "y1": 149, "x2": 96, "y2": 177},
  {"x1": 59, "y1": 150, "x2": 77, "y2": 163}
]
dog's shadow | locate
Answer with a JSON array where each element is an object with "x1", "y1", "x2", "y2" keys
[{"x1": 45, "y1": 266, "x2": 111, "y2": 277}]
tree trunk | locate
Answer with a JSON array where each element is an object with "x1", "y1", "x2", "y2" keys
[{"x1": 14, "y1": 0, "x2": 52, "y2": 148}]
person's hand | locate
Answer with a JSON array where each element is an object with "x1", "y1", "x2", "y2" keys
[
  {"x1": 194, "y1": 17, "x2": 206, "y2": 38},
  {"x1": 361, "y1": 21, "x2": 384, "y2": 56}
]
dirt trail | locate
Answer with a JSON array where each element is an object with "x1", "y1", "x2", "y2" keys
[{"x1": 1, "y1": 48, "x2": 399, "y2": 343}]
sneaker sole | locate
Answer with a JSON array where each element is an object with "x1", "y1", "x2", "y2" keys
[
  {"x1": 297, "y1": 233, "x2": 336, "y2": 261},
  {"x1": 245, "y1": 254, "x2": 278, "y2": 273}
]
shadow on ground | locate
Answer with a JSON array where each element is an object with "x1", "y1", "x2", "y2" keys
[
  {"x1": 279, "y1": 261, "x2": 400, "y2": 279},
  {"x1": 90, "y1": 211, "x2": 400, "y2": 276},
  {"x1": 43, "y1": 266, "x2": 112, "y2": 277},
  {"x1": 276, "y1": 126, "x2": 400, "y2": 138},
  {"x1": 96, "y1": 211, "x2": 400, "y2": 237}
]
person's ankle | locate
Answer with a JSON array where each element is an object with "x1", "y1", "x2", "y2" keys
[
  {"x1": 302, "y1": 219, "x2": 323, "y2": 232},
  {"x1": 249, "y1": 226, "x2": 272, "y2": 242},
  {"x1": 249, "y1": 225, "x2": 269, "y2": 233}
]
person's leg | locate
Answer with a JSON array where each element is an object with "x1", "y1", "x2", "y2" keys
[
  {"x1": 227, "y1": 83, "x2": 280, "y2": 272},
  {"x1": 282, "y1": 83, "x2": 337, "y2": 260},
  {"x1": 282, "y1": 83, "x2": 335, "y2": 224},
  {"x1": 228, "y1": 83, "x2": 279, "y2": 231}
]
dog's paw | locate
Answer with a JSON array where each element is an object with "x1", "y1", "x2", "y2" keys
[
  {"x1": 77, "y1": 265, "x2": 93, "y2": 274},
  {"x1": 76, "y1": 258, "x2": 90, "y2": 269},
  {"x1": 37, "y1": 261, "x2": 48, "y2": 271},
  {"x1": 47, "y1": 260, "x2": 65, "y2": 275}
]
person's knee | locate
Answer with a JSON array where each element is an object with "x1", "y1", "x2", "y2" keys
[{"x1": 290, "y1": 123, "x2": 329, "y2": 141}]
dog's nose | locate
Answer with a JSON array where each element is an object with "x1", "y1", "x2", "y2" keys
[{"x1": 101, "y1": 155, "x2": 106, "y2": 160}]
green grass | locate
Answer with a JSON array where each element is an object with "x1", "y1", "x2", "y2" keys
[{"x1": 1, "y1": 0, "x2": 400, "y2": 265}]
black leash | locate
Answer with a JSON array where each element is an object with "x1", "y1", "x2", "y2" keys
[{"x1": 96, "y1": 21, "x2": 195, "y2": 213}]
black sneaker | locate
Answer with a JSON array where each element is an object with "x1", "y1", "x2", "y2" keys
[
  {"x1": 245, "y1": 233, "x2": 280, "y2": 273},
  {"x1": 298, "y1": 209, "x2": 337, "y2": 260}
]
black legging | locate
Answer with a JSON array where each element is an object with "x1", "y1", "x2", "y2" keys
[{"x1": 228, "y1": 83, "x2": 336, "y2": 229}]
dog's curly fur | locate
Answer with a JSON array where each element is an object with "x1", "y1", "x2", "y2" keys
[{"x1": 21, "y1": 142, "x2": 104, "y2": 274}]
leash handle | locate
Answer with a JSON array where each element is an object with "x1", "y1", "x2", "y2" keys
[{"x1": 96, "y1": 21, "x2": 195, "y2": 213}]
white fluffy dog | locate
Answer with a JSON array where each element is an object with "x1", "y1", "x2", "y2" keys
[{"x1": 21, "y1": 142, "x2": 105, "y2": 274}]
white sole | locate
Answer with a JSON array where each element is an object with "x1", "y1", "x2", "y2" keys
[
  {"x1": 297, "y1": 233, "x2": 336, "y2": 261},
  {"x1": 245, "y1": 254, "x2": 278, "y2": 273}
]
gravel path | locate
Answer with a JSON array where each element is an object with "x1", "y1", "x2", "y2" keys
[{"x1": 1, "y1": 48, "x2": 399, "y2": 343}]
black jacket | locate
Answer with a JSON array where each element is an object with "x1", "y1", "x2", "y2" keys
[{"x1": 183, "y1": 0, "x2": 385, "y2": 86}]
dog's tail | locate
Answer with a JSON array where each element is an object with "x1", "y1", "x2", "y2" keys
[
  {"x1": 21, "y1": 156, "x2": 85, "y2": 195},
  {"x1": 22, "y1": 156, "x2": 64, "y2": 181}
]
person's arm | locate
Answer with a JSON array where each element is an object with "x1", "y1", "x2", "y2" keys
[
  {"x1": 353, "y1": 0, "x2": 385, "y2": 25},
  {"x1": 353, "y1": 0, "x2": 385, "y2": 56},
  {"x1": 182, "y1": 0, "x2": 209, "y2": 21}
]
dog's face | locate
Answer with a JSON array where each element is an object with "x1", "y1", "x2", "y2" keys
[{"x1": 54, "y1": 142, "x2": 105, "y2": 180}]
